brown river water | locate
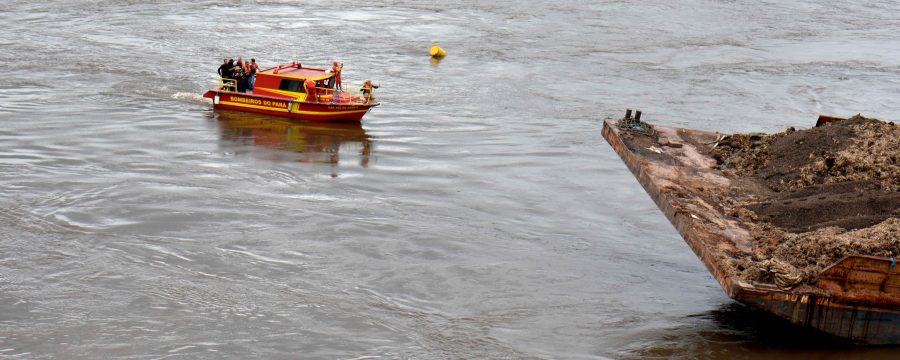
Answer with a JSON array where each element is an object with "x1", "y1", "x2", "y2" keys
[{"x1": 1, "y1": 1, "x2": 899, "y2": 359}]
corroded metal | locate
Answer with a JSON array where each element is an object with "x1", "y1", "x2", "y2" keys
[
  {"x1": 815, "y1": 115, "x2": 848, "y2": 127},
  {"x1": 601, "y1": 118, "x2": 900, "y2": 344}
]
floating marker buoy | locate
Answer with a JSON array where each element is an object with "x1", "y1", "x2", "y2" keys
[{"x1": 430, "y1": 45, "x2": 446, "y2": 58}]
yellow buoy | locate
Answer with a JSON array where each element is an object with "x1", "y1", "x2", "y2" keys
[{"x1": 430, "y1": 45, "x2": 446, "y2": 58}]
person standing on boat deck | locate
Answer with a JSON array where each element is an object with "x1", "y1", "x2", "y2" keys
[
  {"x1": 304, "y1": 78, "x2": 318, "y2": 103},
  {"x1": 217, "y1": 58, "x2": 230, "y2": 79},
  {"x1": 331, "y1": 60, "x2": 343, "y2": 91},
  {"x1": 220, "y1": 59, "x2": 235, "y2": 91},
  {"x1": 233, "y1": 59, "x2": 246, "y2": 92},
  {"x1": 241, "y1": 60, "x2": 251, "y2": 92},
  {"x1": 248, "y1": 58, "x2": 259, "y2": 91},
  {"x1": 234, "y1": 58, "x2": 242, "y2": 91},
  {"x1": 361, "y1": 80, "x2": 378, "y2": 104}
]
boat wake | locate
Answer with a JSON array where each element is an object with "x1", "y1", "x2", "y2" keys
[{"x1": 172, "y1": 92, "x2": 210, "y2": 104}]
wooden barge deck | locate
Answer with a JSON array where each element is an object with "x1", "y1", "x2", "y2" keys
[{"x1": 601, "y1": 115, "x2": 900, "y2": 344}]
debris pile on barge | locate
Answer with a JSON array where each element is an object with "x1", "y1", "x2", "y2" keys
[
  {"x1": 602, "y1": 112, "x2": 899, "y2": 344},
  {"x1": 709, "y1": 115, "x2": 898, "y2": 285}
]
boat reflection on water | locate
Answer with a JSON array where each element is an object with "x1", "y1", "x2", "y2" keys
[{"x1": 213, "y1": 110, "x2": 372, "y2": 168}]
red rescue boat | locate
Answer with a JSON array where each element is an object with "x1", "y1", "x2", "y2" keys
[{"x1": 203, "y1": 62, "x2": 379, "y2": 122}]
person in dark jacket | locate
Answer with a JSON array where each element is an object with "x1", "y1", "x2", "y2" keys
[
  {"x1": 233, "y1": 59, "x2": 245, "y2": 92},
  {"x1": 217, "y1": 59, "x2": 233, "y2": 90},
  {"x1": 217, "y1": 58, "x2": 230, "y2": 78}
]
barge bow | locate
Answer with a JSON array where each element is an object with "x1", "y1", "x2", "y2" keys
[{"x1": 601, "y1": 116, "x2": 900, "y2": 344}]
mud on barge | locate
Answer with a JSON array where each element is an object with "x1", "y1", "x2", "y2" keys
[{"x1": 602, "y1": 111, "x2": 899, "y2": 344}]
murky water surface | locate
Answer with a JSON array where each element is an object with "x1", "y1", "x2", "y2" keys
[{"x1": 1, "y1": 1, "x2": 898, "y2": 358}]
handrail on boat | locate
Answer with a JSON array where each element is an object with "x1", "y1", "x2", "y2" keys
[
  {"x1": 218, "y1": 78, "x2": 237, "y2": 92},
  {"x1": 313, "y1": 85, "x2": 373, "y2": 105},
  {"x1": 212, "y1": 78, "x2": 375, "y2": 105}
]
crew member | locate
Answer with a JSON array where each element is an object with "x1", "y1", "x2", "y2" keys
[
  {"x1": 361, "y1": 80, "x2": 378, "y2": 103},
  {"x1": 220, "y1": 59, "x2": 235, "y2": 91},
  {"x1": 233, "y1": 59, "x2": 246, "y2": 92},
  {"x1": 242, "y1": 60, "x2": 251, "y2": 92},
  {"x1": 331, "y1": 60, "x2": 343, "y2": 91},
  {"x1": 304, "y1": 79, "x2": 318, "y2": 102},
  {"x1": 248, "y1": 58, "x2": 259, "y2": 91},
  {"x1": 217, "y1": 58, "x2": 230, "y2": 90},
  {"x1": 217, "y1": 58, "x2": 230, "y2": 78}
]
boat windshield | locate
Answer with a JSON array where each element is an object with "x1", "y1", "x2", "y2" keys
[{"x1": 278, "y1": 79, "x2": 305, "y2": 93}]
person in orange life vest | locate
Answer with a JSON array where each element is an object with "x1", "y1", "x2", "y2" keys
[
  {"x1": 248, "y1": 58, "x2": 259, "y2": 90},
  {"x1": 331, "y1": 60, "x2": 343, "y2": 91},
  {"x1": 242, "y1": 60, "x2": 251, "y2": 91},
  {"x1": 304, "y1": 79, "x2": 318, "y2": 102}
]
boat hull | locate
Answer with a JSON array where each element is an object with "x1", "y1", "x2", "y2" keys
[{"x1": 203, "y1": 90, "x2": 376, "y2": 122}]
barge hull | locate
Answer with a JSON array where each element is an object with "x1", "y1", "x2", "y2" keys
[{"x1": 601, "y1": 119, "x2": 900, "y2": 344}]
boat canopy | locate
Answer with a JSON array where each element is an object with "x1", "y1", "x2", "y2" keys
[{"x1": 259, "y1": 64, "x2": 335, "y2": 82}]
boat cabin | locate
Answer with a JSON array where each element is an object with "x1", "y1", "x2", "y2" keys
[{"x1": 251, "y1": 63, "x2": 340, "y2": 103}]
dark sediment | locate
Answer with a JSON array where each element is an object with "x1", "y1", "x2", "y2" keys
[
  {"x1": 744, "y1": 180, "x2": 900, "y2": 233},
  {"x1": 709, "y1": 115, "x2": 899, "y2": 284}
]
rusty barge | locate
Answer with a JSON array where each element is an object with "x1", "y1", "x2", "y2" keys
[{"x1": 601, "y1": 112, "x2": 900, "y2": 344}]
